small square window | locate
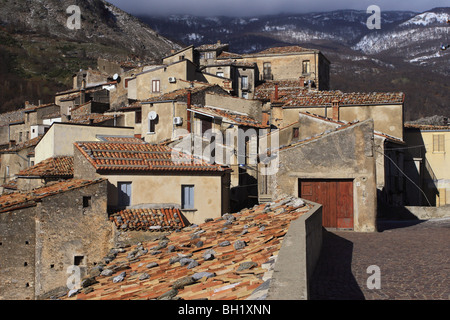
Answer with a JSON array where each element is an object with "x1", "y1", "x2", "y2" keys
[
  {"x1": 83, "y1": 196, "x2": 91, "y2": 208},
  {"x1": 74, "y1": 256, "x2": 85, "y2": 266}
]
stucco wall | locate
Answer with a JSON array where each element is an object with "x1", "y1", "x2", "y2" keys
[
  {"x1": 282, "y1": 103, "x2": 404, "y2": 140},
  {"x1": 104, "y1": 173, "x2": 227, "y2": 225},
  {"x1": 34, "y1": 124, "x2": 134, "y2": 164},
  {"x1": 270, "y1": 120, "x2": 377, "y2": 232}
]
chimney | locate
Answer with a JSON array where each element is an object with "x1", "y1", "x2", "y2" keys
[
  {"x1": 331, "y1": 100, "x2": 340, "y2": 121},
  {"x1": 217, "y1": 40, "x2": 221, "y2": 44},
  {"x1": 9, "y1": 140, "x2": 16, "y2": 148},
  {"x1": 25, "y1": 101, "x2": 30, "y2": 108},
  {"x1": 187, "y1": 90, "x2": 192, "y2": 108},
  {"x1": 299, "y1": 77, "x2": 305, "y2": 88},
  {"x1": 274, "y1": 84, "x2": 279, "y2": 101}
]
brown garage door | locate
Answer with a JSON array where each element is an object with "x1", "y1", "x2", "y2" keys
[{"x1": 299, "y1": 179, "x2": 354, "y2": 229}]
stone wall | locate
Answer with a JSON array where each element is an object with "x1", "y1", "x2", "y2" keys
[
  {"x1": 267, "y1": 200, "x2": 323, "y2": 300},
  {"x1": 269, "y1": 120, "x2": 377, "y2": 232},
  {"x1": 35, "y1": 180, "x2": 112, "y2": 299},
  {"x1": 0, "y1": 206, "x2": 37, "y2": 300}
]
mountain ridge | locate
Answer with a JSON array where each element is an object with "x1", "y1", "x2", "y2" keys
[{"x1": 138, "y1": 7, "x2": 450, "y2": 120}]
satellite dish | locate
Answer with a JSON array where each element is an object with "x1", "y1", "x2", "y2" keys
[
  {"x1": 112, "y1": 73, "x2": 121, "y2": 83},
  {"x1": 148, "y1": 111, "x2": 158, "y2": 120}
]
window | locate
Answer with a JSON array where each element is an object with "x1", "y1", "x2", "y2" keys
[
  {"x1": 182, "y1": 185, "x2": 195, "y2": 210},
  {"x1": 6, "y1": 166, "x2": 9, "y2": 177},
  {"x1": 74, "y1": 256, "x2": 85, "y2": 266},
  {"x1": 293, "y1": 127, "x2": 299, "y2": 138},
  {"x1": 205, "y1": 52, "x2": 214, "y2": 59},
  {"x1": 135, "y1": 110, "x2": 142, "y2": 124},
  {"x1": 302, "y1": 60, "x2": 310, "y2": 74},
  {"x1": 241, "y1": 76, "x2": 248, "y2": 90},
  {"x1": 433, "y1": 134, "x2": 445, "y2": 153},
  {"x1": 118, "y1": 182, "x2": 132, "y2": 207},
  {"x1": 148, "y1": 119, "x2": 156, "y2": 134},
  {"x1": 263, "y1": 62, "x2": 272, "y2": 80},
  {"x1": 83, "y1": 196, "x2": 91, "y2": 208},
  {"x1": 19, "y1": 132, "x2": 22, "y2": 142},
  {"x1": 152, "y1": 80, "x2": 160, "y2": 93}
]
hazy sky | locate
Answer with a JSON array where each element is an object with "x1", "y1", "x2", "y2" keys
[{"x1": 106, "y1": 0, "x2": 448, "y2": 17}]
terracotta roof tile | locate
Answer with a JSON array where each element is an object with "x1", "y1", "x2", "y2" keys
[
  {"x1": 17, "y1": 156, "x2": 74, "y2": 178},
  {"x1": 196, "y1": 43, "x2": 229, "y2": 51},
  {"x1": 254, "y1": 46, "x2": 313, "y2": 55},
  {"x1": 0, "y1": 179, "x2": 105, "y2": 213},
  {"x1": 280, "y1": 90, "x2": 405, "y2": 107},
  {"x1": 75, "y1": 141, "x2": 230, "y2": 173},
  {"x1": 404, "y1": 123, "x2": 450, "y2": 131},
  {"x1": 67, "y1": 113, "x2": 118, "y2": 125},
  {"x1": 110, "y1": 207, "x2": 187, "y2": 231},
  {"x1": 0, "y1": 136, "x2": 42, "y2": 153},
  {"x1": 63, "y1": 196, "x2": 311, "y2": 300},
  {"x1": 254, "y1": 81, "x2": 404, "y2": 106}
]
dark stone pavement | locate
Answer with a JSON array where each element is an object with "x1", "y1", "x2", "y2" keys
[{"x1": 309, "y1": 218, "x2": 450, "y2": 300}]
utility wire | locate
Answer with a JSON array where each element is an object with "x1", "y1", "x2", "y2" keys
[{"x1": 375, "y1": 149, "x2": 432, "y2": 207}]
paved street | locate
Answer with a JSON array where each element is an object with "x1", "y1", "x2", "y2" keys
[{"x1": 310, "y1": 218, "x2": 450, "y2": 300}]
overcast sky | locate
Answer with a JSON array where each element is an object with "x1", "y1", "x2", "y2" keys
[{"x1": 106, "y1": 0, "x2": 448, "y2": 17}]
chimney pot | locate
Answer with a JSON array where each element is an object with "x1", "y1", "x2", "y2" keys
[{"x1": 331, "y1": 100, "x2": 339, "y2": 121}]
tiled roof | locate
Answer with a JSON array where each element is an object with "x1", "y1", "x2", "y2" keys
[
  {"x1": 254, "y1": 46, "x2": 313, "y2": 55},
  {"x1": 74, "y1": 141, "x2": 230, "y2": 173},
  {"x1": 110, "y1": 207, "x2": 187, "y2": 232},
  {"x1": 217, "y1": 51, "x2": 243, "y2": 59},
  {"x1": 254, "y1": 80, "x2": 307, "y2": 101},
  {"x1": 0, "y1": 179, "x2": 105, "y2": 213},
  {"x1": 202, "y1": 60, "x2": 256, "y2": 68},
  {"x1": 67, "y1": 113, "x2": 118, "y2": 125},
  {"x1": 97, "y1": 136, "x2": 145, "y2": 144},
  {"x1": 63, "y1": 196, "x2": 311, "y2": 300},
  {"x1": 196, "y1": 42, "x2": 229, "y2": 51},
  {"x1": 1, "y1": 178, "x2": 18, "y2": 191},
  {"x1": 191, "y1": 106, "x2": 269, "y2": 129},
  {"x1": 0, "y1": 136, "x2": 42, "y2": 153},
  {"x1": 17, "y1": 156, "x2": 74, "y2": 178},
  {"x1": 280, "y1": 90, "x2": 405, "y2": 107},
  {"x1": 404, "y1": 123, "x2": 450, "y2": 131},
  {"x1": 23, "y1": 103, "x2": 58, "y2": 113}
]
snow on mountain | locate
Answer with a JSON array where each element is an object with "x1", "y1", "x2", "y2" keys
[{"x1": 400, "y1": 11, "x2": 449, "y2": 26}]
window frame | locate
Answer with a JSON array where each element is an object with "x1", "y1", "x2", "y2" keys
[
  {"x1": 152, "y1": 79, "x2": 160, "y2": 93},
  {"x1": 181, "y1": 185, "x2": 195, "y2": 210}
]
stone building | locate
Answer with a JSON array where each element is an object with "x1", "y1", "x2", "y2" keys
[
  {"x1": 259, "y1": 119, "x2": 377, "y2": 232},
  {"x1": 73, "y1": 140, "x2": 231, "y2": 225},
  {"x1": 403, "y1": 123, "x2": 450, "y2": 207},
  {"x1": 0, "y1": 178, "x2": 112, "y2": 300}
]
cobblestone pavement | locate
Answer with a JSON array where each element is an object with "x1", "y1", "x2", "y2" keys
[{"x1": 310, "y1": 218, "x2": 450, "y2": 300}]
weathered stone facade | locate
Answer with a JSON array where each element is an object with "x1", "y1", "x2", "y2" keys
[{"x1": 0, "y1": 179, "x2": 113, "y2": 300}]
